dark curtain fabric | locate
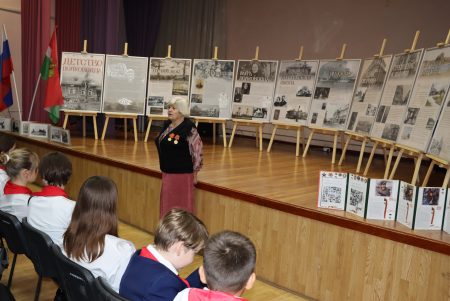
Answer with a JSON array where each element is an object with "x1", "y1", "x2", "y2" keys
[
  {"x1": 21, "y1": 0, "x2": 51, "y2": 122},
  {"x1": 81, "y1": 0, "x2": 125, "y2": 54},
  {"x1": 55, "y1": 0, "x2": 81, "y2": 55},
  {"x1": 153, "y1": 0, "x2": 227, "y2": 59},
  {"x1": 123, "y1": 0, "x2": 163, "y2": 57}
]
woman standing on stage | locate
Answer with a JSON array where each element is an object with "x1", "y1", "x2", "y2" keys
[{"x1": 155, "y1": 97, "x2": 203, "y2": 217}]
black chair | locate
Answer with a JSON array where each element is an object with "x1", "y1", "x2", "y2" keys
[
  {"x1": 22, "y1": 218, "x2": 60, "y2": 301},
  {"x1": 51, "y1": 244, "x2": 102, "y2": 301},
  {"x1": 96, "y1": 277, "x2": 130, "y2": 301},
  {"x1": 0, "y1": 283, "x2": 15, "y2": 301},
  {"x1": 0, "y1": 210, "x2": 28, "y2": 288}
]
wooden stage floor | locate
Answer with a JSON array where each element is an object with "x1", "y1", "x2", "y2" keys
[{"x1": 11, "y1": 132, "x2": 450, "y2": 251}]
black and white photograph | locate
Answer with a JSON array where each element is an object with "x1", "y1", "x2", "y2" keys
[
  {"x1": 190, "y1": 59, "x2": 235, "y2": 119},
  {"x1": 29, "y1": 123, "x2": 49, "y2": 139},
  {"x1": 403, "y1": 184, "x2": 414, "y2": 202},
  {"x1": 296, "y1": 86, "x2": 312, "y2": 97},
  {"x1": 236, "y1": 61, "x2": 277, "y2": 82},
  {"x1": 365, "y1": 104, "x2": 377, "y2": 116},
  {"x1": 321, "y1": 102, "x2": 327, "y2": 110},
  {"x1": 323, "y1": 104, "x2": 349, "y2": 128},
  {"x1": 401, "y1": 126, "x2": 412, "y2": 140},
  {"x1": 172, "y1": 80, "x2": 189, "y2": 95},
  {"x1": 375, "y1": 105, "x2": 390, "y2": 123},
  {"x1": 404, "y1": 107, "x2": 420, "y2": 125},
  {"x1": 347, "y1": 112, "x2": 358, "y2": 131},
  {"x1": 355, "y1": 119, "x2": 372, "y2": 133},
  {"x1": 49, "y1": 126, "x2": 72, "y2": 145},
  {"x1": 12, "y1": 120, "x2": 20, "y2": 133},
  {"x1": 191, "y1": 94, "x2": 203, "y2": 103},
  {"x1": 20, "y1": 121, "x2": 30, "y2": 135},
  {"x1": 381, "y1": 123, "x2": 400, "y2": 141},
  {"x1": 241, "y1": 82, "x2": 251, "y2": 94},
  {"x1": 273, "y1": 109, "x2": 280, "y2": 120},
  {"x1": 252, "y1": 107, "x2": 267, "y2": 119},
  {"x1": 60, "y1": 52, "x2": 105, "y2": 112},
  {"x1": 232, "y1": 105, "x2": 253, "y2": 119},
  {"x1": 147, "y1": 96, "x2": 164, "y2": 107},
  {"x1": 314, "y1": 87, "x2": 330, "y2": 99},
  {"x1": 391, "y1": 51, "x2": 421, "y2": 78},
  {"x1": 190, "y1": 104, "x2": 219, "y2": 118},
  {"x1": 422, "y1": 188, "x2": 440, "y2": 205},
  {"x1": 310, "y1": 112, "x2": 318, "y2": 124},
  {"x1": 102, "y1": 55, "x2": 148, "y2": 115},
  {"x1": 426, "y1": 118, "x2": 435, "y2": 130},
  {"x1": 285, "y1": 106, "x2": 308, "y2": 121},
  {"x1": 150, "y1": 107, "x2": 163, "y2": 115},
  {"x1": 354, "y1": 87, "x2": 367, "y2": 102},
  {"x1": 392, "y1": 84, "x2": 411, "y2": 105},
  {"x1": 427, "y1": 83, "x2": 448, "y2": 107},
  {"x1": 428, "y1": 137, "x2": 443, "y2": 155},
  {"x1": 273, "y1": 95, "x2": 287, "y2": 107},
  {"x1": 0, "y1": 117, "x2": 12, "y2": 131},
  {"x1": 375, "y1": 180, "x2": 392, "y2": 197}
]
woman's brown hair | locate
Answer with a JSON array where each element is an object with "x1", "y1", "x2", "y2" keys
[{"x1": 63, "y1": 176, "x2": 118, "y2": 262}]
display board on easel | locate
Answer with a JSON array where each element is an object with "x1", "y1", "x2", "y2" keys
[
  {"x1": 346, "y1": 54, "x2": 393, "y2": 134},
  {"x1": 307, "y1": 58, "x2": 361, "y2": 129},
  {"x1": 369, "y1": 49, "x2": 424, "y2": 142},
  {"x1": 146, "y1": 56, "x2": 192, "y2": 116},
  {"x1": 190, "y1": 58, "x2": 235, "y2": 118},
  {"x1": 102, "y1": 54, "x2": 148, "y2": 115},
  {"x1": 60, "y1": 52, "x2": 105, "y2": 113},
  {"x1": 231, "y1": 59, "x2": 278, "y2": 122},
  {"x1": 270, "y1": 59, "x2": 318, "y2": 125},
  {"x1": 428, "y1": 83, "x2": 450, "y2": 161},
  {"x1": 397, "y1": 44, "x2": 450, "y2": 151}
]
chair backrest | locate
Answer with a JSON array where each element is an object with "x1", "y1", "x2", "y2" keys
[
  {"x1": 0, "y1": 283, "x2": 15, "y2": 301},
  {"x1": 96, "y1": 277, "x2": 130, "y2": 301},
  {"x1": 0, "y1": 210, "x2": 28, "y2": 255},
  {"x1": 51, "y1": 244, "x2": 102, "y2": 301},
  {"x1": 21, "y1": 218, "x2": 59, "y2": 279}
]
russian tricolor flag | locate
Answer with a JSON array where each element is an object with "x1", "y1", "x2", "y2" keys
[{"x1": 0, "y1": 37, "x2": 14, "y2": 111}]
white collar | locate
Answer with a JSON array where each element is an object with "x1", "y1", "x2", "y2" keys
[{"x1": 147, "y1": 244, "x2": 178, "y2": 275}]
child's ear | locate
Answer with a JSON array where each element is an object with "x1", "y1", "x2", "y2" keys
[
  {"x1": 199, "y1": 265, "x2": 207, "y2": 284},
  {"x1": 245, "y1": 273, "x2": 256, "y2": 290},
  {"x1": 173, "y1": 241, "x2": 184, "y2": 256}
]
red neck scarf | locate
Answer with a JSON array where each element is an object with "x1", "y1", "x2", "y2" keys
[
  {"x1": 4, "y1": 181, "x2": 32, "y2": 195},
  {"x1": 33, "y1": 185, "x2": 68, "y2": 198}
]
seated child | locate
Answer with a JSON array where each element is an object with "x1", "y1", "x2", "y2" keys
[
  {"x1": 63, "y1": 176, "x2": 135, "y2": 292},
  {"x1": 0, "y1": 148, "x2": 39, "y2": 221},
  {"x1": 0, "y1": 134, "x2": 16, "y2": 197},
  {"x1": 174, "y1": 231, "x2": 256, "y2": 301},
  {"x1": 28, "y1": 152, "x2": 75, "y2": 245},
  {"x1": 120, "y1": 208, "x2": 209, "y2": 301}
]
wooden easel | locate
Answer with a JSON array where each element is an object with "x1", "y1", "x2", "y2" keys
[
  {"x1": 422, "y1": 154, "x2": 450, "y2": 187},
  {"x1": 363, "y1": 137, "x2": 396, "y2": 177},
  {"x1": 267, "y1": 46, "x2": 306, "y2": 156},
  {"x1": 302, "y1": 44, "x2": 348, "y2": 164},
  {"x1": 228, "y1": 46, "x2": 266, "y2": 151},
  {"x1": 362, "y1": 31, "x2": 421, "y2": 178},
  {"x1": 101, "y1": 43, "x2": 139, "y2": 142},
  {"x1": 62, "y1": 40, "x2": 99, "y2": 140},
  {"x1": 388, "y1": 143, "x2": 423, "y2": 184},
  {"x1": 338, "y1": 39, "x2": 387, "y2": 172},
  {"x1": 192, "y1": 47, "x2": 228, "y2": 147},
  {"x1": 143, "y1": 45, "x2": 175, "y2": 143}
]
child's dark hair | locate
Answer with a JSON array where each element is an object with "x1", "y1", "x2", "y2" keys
[
  {"x1": 39, "y1": 152, "x2": 72, "y2": 186},
  {"x1": 154, "y1": 208, "x2": 208, "y2": 252},
  {"x1": 0, "y1": 134, "x2": 16, "y2": 154},
  {"x1": 203, "y1": 231, "x2": 256, "y2": 294},
  {"x1": 0, "y1": 148, "x2": 39, "y2": 179}
]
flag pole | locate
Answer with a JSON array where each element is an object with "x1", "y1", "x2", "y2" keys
[
  {"x1": 3, "y1": 25, "x2": 22, "y2": 121},
  {"x1": 28, "y1": 73, "x2": 41, "y2": 121}
]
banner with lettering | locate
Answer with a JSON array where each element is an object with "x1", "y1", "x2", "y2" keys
[{"x1": 60, "y1": 52, "x2": 105, "y2": 113}]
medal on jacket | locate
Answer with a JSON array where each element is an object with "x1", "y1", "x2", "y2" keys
[{"x1": 168, "y1": 133, "x2": 180, "y2": 144}]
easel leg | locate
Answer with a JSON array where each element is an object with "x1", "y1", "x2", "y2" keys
[
  {"x1": 356, "y1": 138, "x2": 367, "y2": 173},
  {"x1": 63, "y1": 115, "x2": 69, "y2": 129},
  {"x1": 144, "y1": 118, "x2": 152, "y2": 143},
  {"x1": 133, "y1": 118, "x2": 138, "y2": 142},
  {"x1": 422, "y1": 161, "x2": 435, "y2": 186},
  {"x1": 302, "y1": 130, "x2": 315, "y2": 157},
  {"x1": 101, "y1": 116, "x2": 110, "y2": 141},
  {"x1": 338, "y1": 135, "x2": 351, "y2": 165},
  {"x1": 267, "y1": 125, "x2": 278, "y2": 153},
  {"x1": 301, "y1": 127, "x2": 305, "y2": 150},
  {"x1": 92, "y1": 115, "x2": 98, "y2": 140},
  {"x1": 296, "y1": 127, "x2": 300, "y2": 157},
  {"x1": 384, "y1": 146, "x2": 395, "y2": 179},
  {"x1": 82, "y1": 116, "x2": 86, "y2": 137},
  {"x1": 213, "y1": 123, "x2": 216, "y2": 144},
  {"x1": 442, "y1": 167, "x2": 450, "y2": 188},
  {"x1": 124, "y1": 118, "x2": 128, "y2": 140},
  {"x1": 332, "y1": 132, "x2": 338, "y2": 164},
  {"x1": 389, "y1": 149, "x2": 404, "y2": 179},
  {"x1": 228, "y1": 122, "x2": 237, "y2": 148},
  {"x1": 221, "y1": 122, "x2": 227, "y2": 147},
  {"x1": 259, "y1": 125, "x2": 263, "y2": 152},
  {"x1": 364, "y1": 141, "x2": 378, "y2": 176},
  {"x1": 411, "y1": 153, "x2": 423, "y2": 185}
]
